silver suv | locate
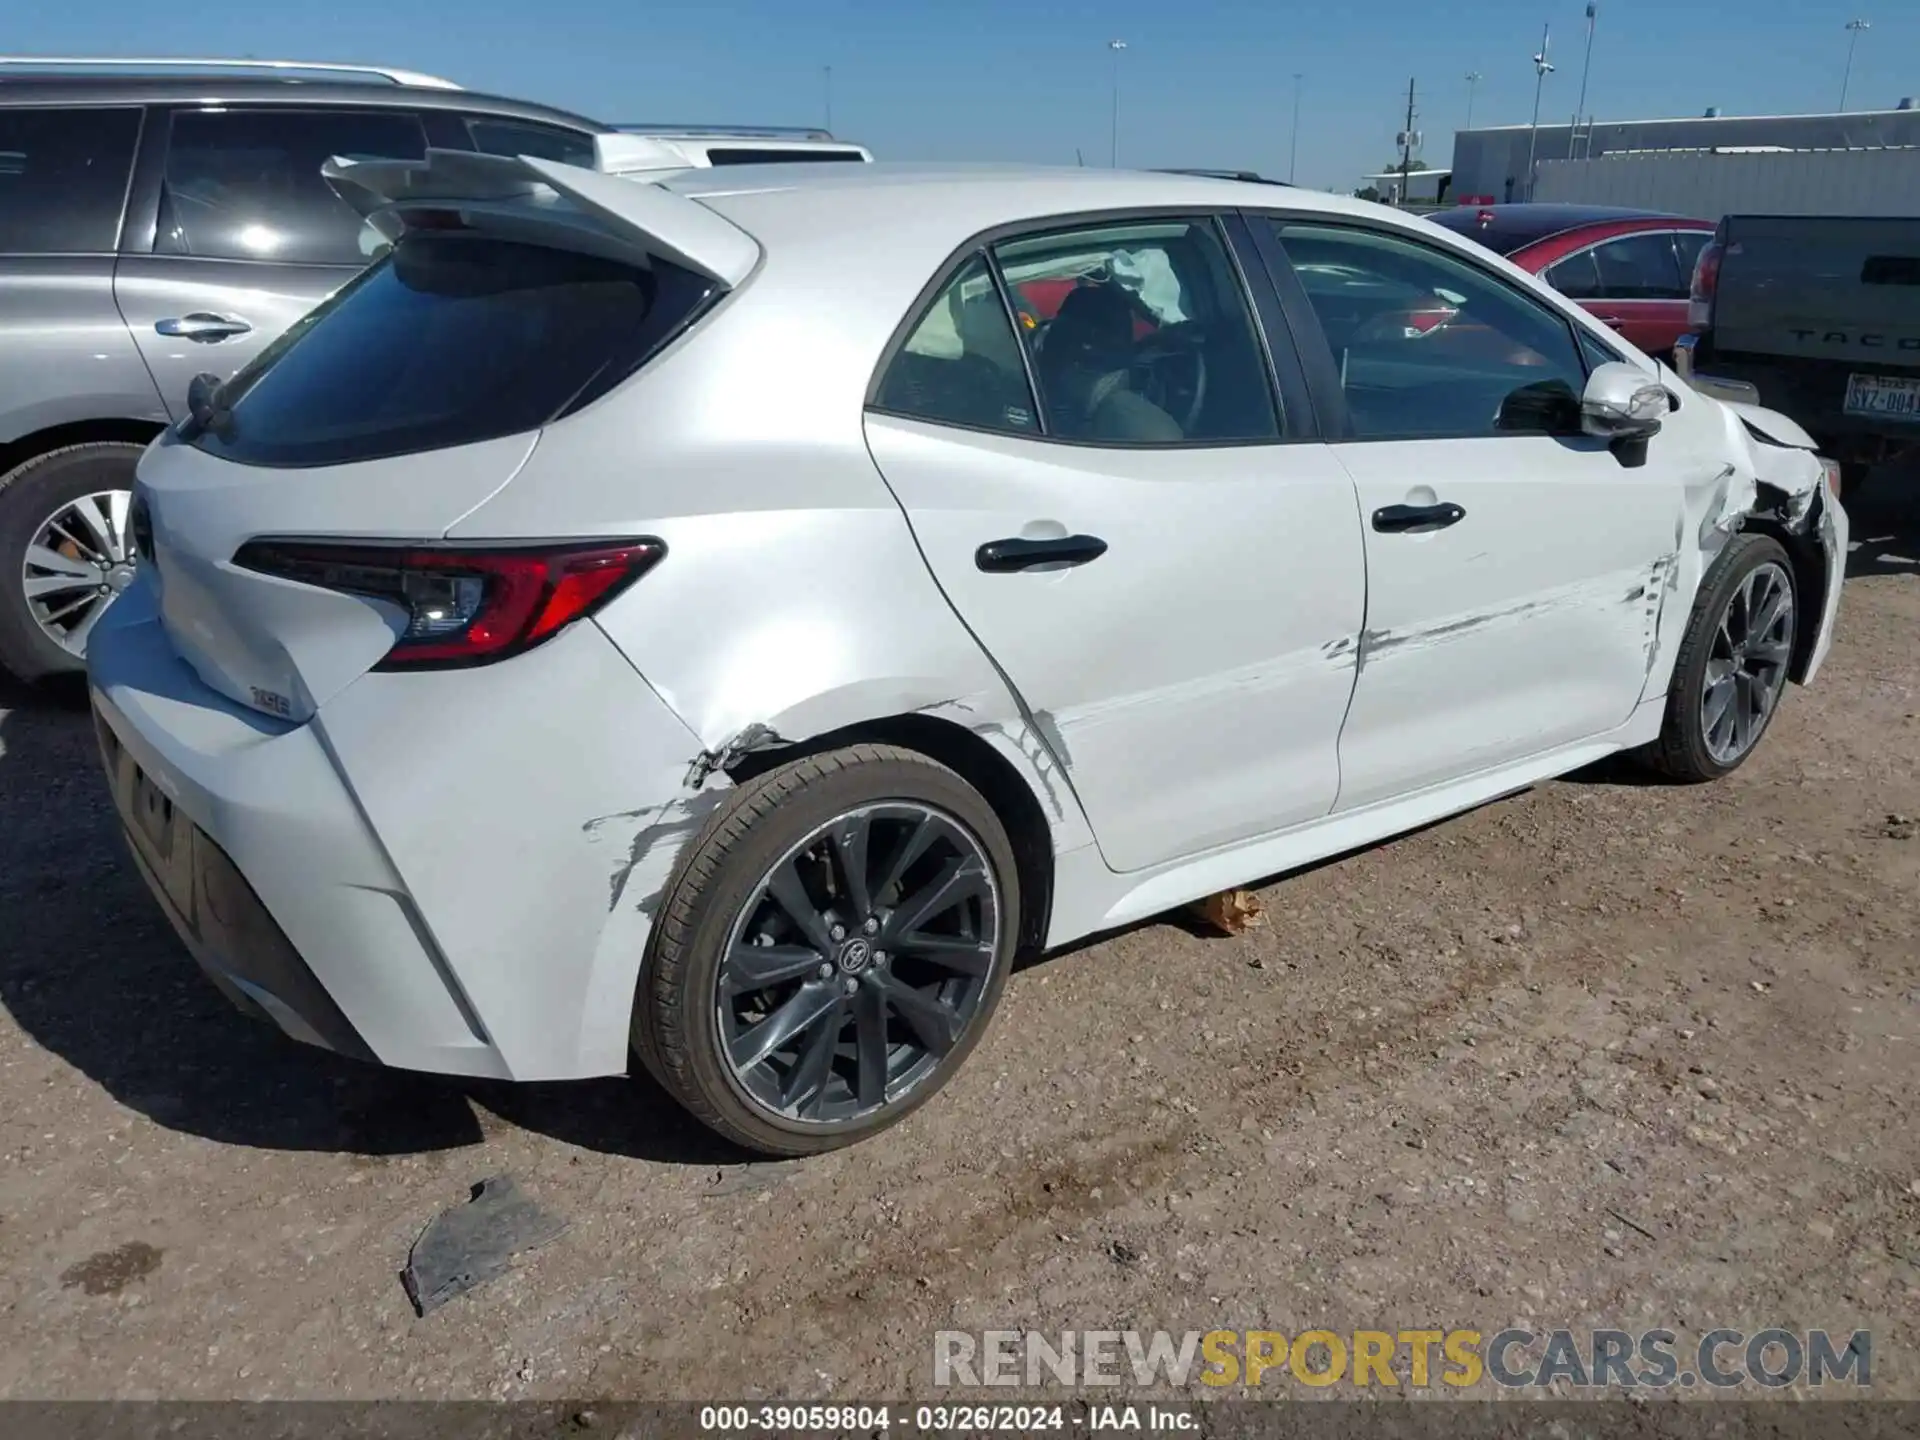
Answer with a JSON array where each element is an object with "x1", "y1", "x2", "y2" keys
[{"x1": 0, "y1": 57, "x2": 868, "y2": 683}]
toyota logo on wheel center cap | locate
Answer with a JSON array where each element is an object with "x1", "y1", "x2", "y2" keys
[{"x1": 836, "y1": 938, "x2": 873, "y2": 974}]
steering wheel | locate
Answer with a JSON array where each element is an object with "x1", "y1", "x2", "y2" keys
[{"x1": 1130, "y1": 323, "x2": 1209, "y2": 433}]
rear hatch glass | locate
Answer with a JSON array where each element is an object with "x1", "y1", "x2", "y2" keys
[{"x1": 190, "y1": 233, "x2": 716, "y2": 469}]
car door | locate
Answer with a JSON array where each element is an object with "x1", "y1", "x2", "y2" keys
[
  {"x1": 864, "y1": 213, "x2": 1367, "y2": 875},
  {"x1": 0, "y1": 103, "x2": 165, "y2": 440},
  {"x1": 1541, "y1": 229, "x2": 1694, "y2": 359},
  {"x1": 114, "y1": 105, "x2": 429, "y2": 419},
  {"x1": 1253, "y1": 216, "x2": 1691, "y2": 813}
]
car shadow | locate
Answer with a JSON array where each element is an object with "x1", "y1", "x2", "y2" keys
[{"x1": 0, "y1": 675, "x2": 738, "y2": 1166}]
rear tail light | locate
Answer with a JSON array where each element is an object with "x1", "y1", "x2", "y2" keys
[
  {"x1": 234, "y1": 539, "x2": 664, "y2": 669},
  {"x1": 1688, "y1": 234, "x2": 1726, "y2": 330}
]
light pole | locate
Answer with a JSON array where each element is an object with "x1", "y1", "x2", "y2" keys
[
  {"x1": 1108, "y1": 40, "x2": 1127, "y2": 167},
  {"x1": 822, "y1": 65, "x2": 833, "y2": 132},
  {"x1": 1289, "y1": 73, "x2": 1303, "y2": 182},
  {"x1": 1572, "y1": 2, "x2": 1596, "y2": 155},
  {"x1": 1840, "y1": 19, "x2": 1870, "y2": 112},
  {"x1": 1525, "y1": 23, "x2": 1554, "y2": 200},
  {"x1": 1465, "y1": 70, "x2": 1483, "y2": 130}
]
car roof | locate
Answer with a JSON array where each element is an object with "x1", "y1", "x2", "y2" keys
[
  {"x1": 1425, "y1": 202, "x2": 1707, "y2": 255},
  {"x1": 663, "y1": 161, "x2": 1372, "y2": 236},
  {"x1": 0, "y1": 73, "x2": 606, "y2": 130}
]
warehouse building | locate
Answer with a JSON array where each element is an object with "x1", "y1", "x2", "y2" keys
[{"x1": 1449, "y1": 103, "x2": 1920, "y2": 203}]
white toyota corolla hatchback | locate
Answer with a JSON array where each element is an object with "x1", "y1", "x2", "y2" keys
[{"x1": 88, "y1": 149, "x2": 1846, "y2": 1155}]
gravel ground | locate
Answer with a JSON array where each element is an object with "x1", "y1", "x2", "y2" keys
[{"x1": 1, "y1": 482, "x2": 1916, "y2": 1403}]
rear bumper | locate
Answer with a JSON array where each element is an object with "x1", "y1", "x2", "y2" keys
[
  {"x1": 98, "y1": 710, "x2": 374, "y2": 1062},
  {"x1": 1686, "y1": 339, "x2": 1920, "y2": 458},
  {"x1": 87, "y1": 573, "x2": 713, "y2": 1081}
]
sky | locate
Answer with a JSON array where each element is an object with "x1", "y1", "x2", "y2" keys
[{"x1": 12, "y1": 0, "x2": 1918, "y2": 190}]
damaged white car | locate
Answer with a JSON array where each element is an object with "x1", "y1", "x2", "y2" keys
[{"x1": 86, "y1": 151, "x2": 1846, "y2": 1155}]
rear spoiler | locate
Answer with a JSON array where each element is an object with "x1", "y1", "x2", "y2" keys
[{"x1": 320, "y1": 144, "x2": 760, "y2": 287}]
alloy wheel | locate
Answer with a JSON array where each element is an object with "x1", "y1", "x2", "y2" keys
[
  {"x1": 22, "y1": 489, "x2": 137, "y2": 658},
  {"x1": 1701, "y1": 560, "x2": 1794, "y2": 766},
  {"x1": 715, "y1": 802, "x2": 1002, "y2": 1127}
]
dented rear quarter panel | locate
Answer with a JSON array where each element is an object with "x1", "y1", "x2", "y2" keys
[{"x1": 445, "y1": 217, "x2": 1101, "y2": 872}]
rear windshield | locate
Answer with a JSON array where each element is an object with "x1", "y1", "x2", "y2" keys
[{"x1": 191, "y1": 233, "x2": 716, "y2": 468}]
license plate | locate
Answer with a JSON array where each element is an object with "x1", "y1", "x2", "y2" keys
[
  {"x1": 130, "y1": 765, "x2": 176, "y2": 861},
  {"x1": 1843, "y1": 372, "x2": 1920, "y2": 421}
]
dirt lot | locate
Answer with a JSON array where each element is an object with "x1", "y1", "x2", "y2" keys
[{"x1": 1, "y1": 484, "x2": 1917, "y2": 1405}]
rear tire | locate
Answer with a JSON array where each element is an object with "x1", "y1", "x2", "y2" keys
[
  {"x1": 1640, "y1": 532, "x2": 1797, "y2": 783},
  {"x1": 634, "y1": 744, "x2": 1019, "y2": 1156},
  {"x1": 0, "y1": 442, "x2": 145, "y2": 684}
]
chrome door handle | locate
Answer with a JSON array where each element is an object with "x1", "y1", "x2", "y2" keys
[{"x1": 156, "y1": 313, "x2": 253, "y2": 342}]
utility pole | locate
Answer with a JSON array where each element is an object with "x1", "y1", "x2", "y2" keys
[
  {"x1": 1108, "y1": 39, "x2": 1127, "y2": 166},
  {"x1": 822, "y1": 65, "x2": 833, "y2": 132},
  {"x1": 1289, "y1": 73, "x2": 1304, "y2": 182},
  {"x1": 1526, "y1": 23, "x2": 1554, "y2": 200},
  {"x1": 1572, "y1": 3, "x2": 1596, "y2": 155},
  {"x1": 1840, "y1": 19, "x2": 1870, "y2": 112},
  {"x1": 1465, "y1": 70, "x2": 1483, "y2": 130},
  {"x1": 1398, "y1": 76, "x2": 1417, "y2": 207}
]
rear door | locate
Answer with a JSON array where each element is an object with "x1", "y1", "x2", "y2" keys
[
  {"x1": 864, "y1": 213, "x2": 1367, "y2": 875},
  {"x1": 114, "y1": 105, "x2": 430, "y2": 419},
  {"x1": 0, "y1": 104, "x2": 164, "y2": 440},
  {"x1": 1255, "y1": 216, "x2": 1688, "y2": 812}
]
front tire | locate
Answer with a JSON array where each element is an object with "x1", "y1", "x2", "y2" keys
[
  {"x1": 1641, "y1": 532, "x2": 1797, "y2": 783},
  {"x1": 0, "y1": 442, "x2": 145, "y2": 684},
  {"x1": 635, "y1": 744, "x2": 1020, "y2": 1156}
]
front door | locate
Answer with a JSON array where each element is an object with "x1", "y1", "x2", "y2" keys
[
  {"x1": 115, "y1": 106, "x2": 430, "y2": 418},
  {"x1": 1259, "y1": 217, "x2": 1689, "y2": 812},
  {"x1": 865, "y1": 215, "x2": 1366, "y2": 874}
]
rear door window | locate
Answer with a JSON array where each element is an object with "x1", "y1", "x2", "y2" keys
[
  {"x1": 873, "y1": 254, "x2": 1042, "y2": 436},
  {"x1": 0, "y1": 106, "x2": 141, "y2": 254},
  {"x1": 191, "y1": 234, "x2": 716, "y2": 468},
  {"x1": 1590, "y1": 232, "x2": 1685, "y2": 299},
  {"x1": 157, "y1": 109, "x2": 428, "y2": 265},
  {"x1": 1544, "y1": 250, "x2": 1602, "y2": 300},
  {"x1": 993, "y1": 218, "x2": 1282, "y2": 444}
]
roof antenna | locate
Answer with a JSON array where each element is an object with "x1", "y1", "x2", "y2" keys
[{"x1": 1076, "y1": 147, "x2": 1086, "y2": 166}]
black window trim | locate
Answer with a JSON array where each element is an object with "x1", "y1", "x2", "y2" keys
[
  {"x1": 1247, "y1": 209, "x2": 1625, "y2": 445},
  {"x1": 1544, "y1": 226, "x2": 1711, "y2": 304},
  {"x1": 0, "y1": 101, "x2": 146, "y2": 258},
  {"x1": 863, "y1": 204, "x2": 1319, "y2": 451},
  {"x1": 121, "y1": 101, "x2": 437, "y2": 265}
]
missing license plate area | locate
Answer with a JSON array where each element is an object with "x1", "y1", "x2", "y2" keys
[{"x1": 1844, "y1": 372, "x2": 1920, "y2": 420}]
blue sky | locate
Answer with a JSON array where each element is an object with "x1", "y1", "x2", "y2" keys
[{"x1": 14, "y1": 0, "x2": 1917, "y2": 189}]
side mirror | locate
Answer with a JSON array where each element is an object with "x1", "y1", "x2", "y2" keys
[
  {"x1": 186, "y1": 372, "x2": 222, "y2": 427},
  {"x1": 1581, "y1": 361, "x2": 1668, "y2": 442}
]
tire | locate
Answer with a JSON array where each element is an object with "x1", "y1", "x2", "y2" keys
[
  {"x1": 1640, "y1": 532, "x2": 1797, "y2": 783},
  {"x1": 0, "y1": 442, "x2": 145, "y2": 684},
  {"x1": 634, "y1": 743, "x2": 1020, "y2": 1156}
]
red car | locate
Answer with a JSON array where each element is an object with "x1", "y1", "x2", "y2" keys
[{"x1": 1428, "y1": 204, "x2": 1714, "y2": 360}]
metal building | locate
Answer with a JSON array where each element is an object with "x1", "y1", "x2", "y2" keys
[{"x1": 1449, "y1": 105, "x2": 1920, "y2": 203}]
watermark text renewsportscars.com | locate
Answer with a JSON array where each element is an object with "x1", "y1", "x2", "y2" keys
[{"x1": 934, "y1": 1328, "x2": 1872, "y2": 1390}]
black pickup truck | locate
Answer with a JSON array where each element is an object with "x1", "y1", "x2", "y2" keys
[{"x1": 1678, "y1": 215, "x2": 1920, "y2": 497}]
